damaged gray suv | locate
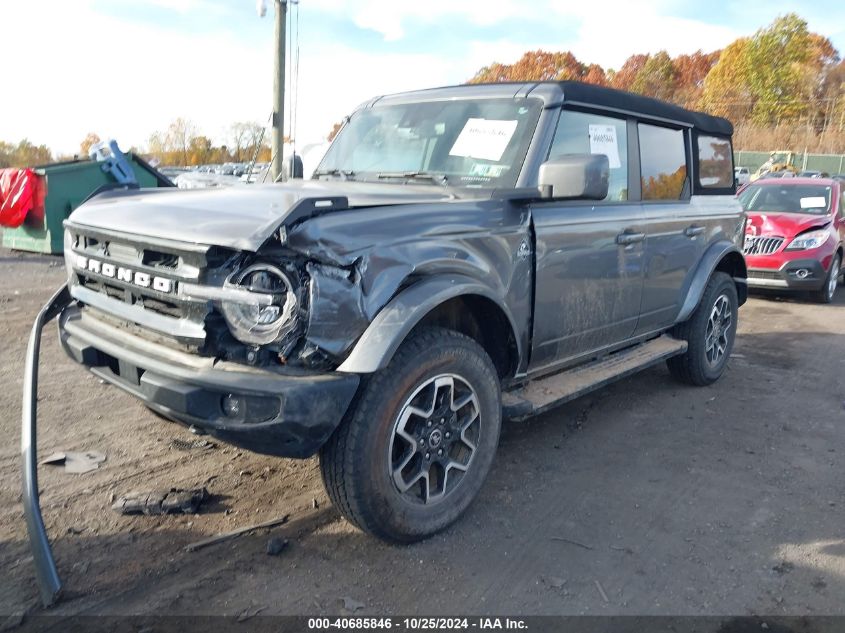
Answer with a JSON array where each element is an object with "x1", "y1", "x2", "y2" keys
[{"x1": 24, "y1": 82, "x2": 746, "y2": 600}]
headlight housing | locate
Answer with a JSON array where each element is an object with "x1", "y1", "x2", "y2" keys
[
  {"x1": 219, "y1": 263, "x2": 299, "y2": 346},
  {"x1": 785, "y1": 229, "x2": 829, "y2": 251}
]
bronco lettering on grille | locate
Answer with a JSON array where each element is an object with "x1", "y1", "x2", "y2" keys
[{"x1": 74, "y1": 255, "x2": 173, "y2": 294}]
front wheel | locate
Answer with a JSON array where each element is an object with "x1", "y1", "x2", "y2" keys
[
  {"x1": 812, "y1": 254, "x2": 840, "y2": 304},
  {"x1": 320, "y1": 327, "x2": 501, "y2": 543},
  {"x1": 667, "y1": 271, "x2": 738, "y2": 386}
]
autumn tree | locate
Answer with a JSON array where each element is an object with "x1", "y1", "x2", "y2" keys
[
  {"x1": 468, "y1": 50, "x2": 597, "y2": 83},
  {"x1": 609, "y1": 54, "x2": 649, "y2": 91},
  {"x1": 673, "y1": 50, "x2": 720, "y2": 109},
  {"x1": 818, "y1": 60, "x2": 845, "y2": 133},
  {"x1": 188, "y1": 135, "x2": 213, "y2": 165},
  {"x1": 0, "y1": 139, "x2": 53, "y2": 168},
  {"x1": 744, "y1": 14, "x2": 808, "y2": 122},
  {"x1": 808, "y1": 35, "x2": 841, "y2": 131},
  {"x1": 327, "y1": 122, "x2": 343, "y2": 142},
  {"x1": 701, "y1": 38, "x2": 754, "y2": 122},
  {"x1": 0, "y1": 141, "x2": 16, "y2": 168},
  {"x1": 80, "y1": 132, "x2": 101, "y2": 157},
  {"x1": 630, "y1": 51, "x2": 678, "y2": 101},
  {"x1": 583, "y1": 64, "x2": 608, "y2": 86}
]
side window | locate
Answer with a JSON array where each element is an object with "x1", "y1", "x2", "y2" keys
[
  {"x1": 840, "y1": 190, "x2": 845, "y2": 220},
  {"x1": 638, "y1": 123, "x2": 687, "y2": 200},
  {"x1": 697, "y1": 135, "x2": 733, "y2": 188},
  {"x1": 549, "y1": 110, "x2": 628, "y2": 202}
]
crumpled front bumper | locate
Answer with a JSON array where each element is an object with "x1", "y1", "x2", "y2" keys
[
  {"x1": 21, "y1": 287, "x2": 359, "y2": 607},
  {"x1": 58, "y1": 304, "x2": 359, "y2": 458}
]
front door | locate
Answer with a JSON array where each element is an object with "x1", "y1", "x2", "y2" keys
[
  {"x1": 530, "y1": 201, "x2": 646, "y2": 372},
  {"x1": 528, "y1": 109, "x2": 644, "y2": 373}
]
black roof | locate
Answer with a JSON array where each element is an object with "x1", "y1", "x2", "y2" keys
[
  {"x1": 374, "y1": 80, "x2": 733, "y2": 137},
  {"x1": 553, "y1": 81, "x2": 732, "y2": 136}
]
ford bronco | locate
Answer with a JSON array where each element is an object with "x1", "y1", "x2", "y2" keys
[{"x1": 23, "y1": 81, "x2": 746, "y2": 604}]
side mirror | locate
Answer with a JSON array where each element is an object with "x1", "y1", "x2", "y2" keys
[
  {"x1": 538, "y1": 154, "x2": 609, "y2": 200},
  {"x1": 284, "y1": 154, "x2": 304, "y2": 179}
]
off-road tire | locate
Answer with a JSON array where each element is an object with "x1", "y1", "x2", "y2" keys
[
  {"x1": 667, "y1": 271, "x2": 738, "y2": 386},
  {"x1": 319, "y1": 327, "x2": 501, "y2": 543},
  {"x1": 812, "y1": 254, "x2": 840, "y2": 304}
]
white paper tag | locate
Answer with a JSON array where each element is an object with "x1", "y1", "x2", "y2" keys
[
  {"x1": 800, "y1": 196, "x2": 827, "y2": 209},
  {"x1": 449, "y1": 119, "x2": 518, "y2": 162},
  {"x1": 588, "y1": 124, "x2": 621, "y2": 169}
]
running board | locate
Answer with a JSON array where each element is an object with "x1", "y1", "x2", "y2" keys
[{"x1": 502, "y1": 335, "x2": 687, "y2": 421}]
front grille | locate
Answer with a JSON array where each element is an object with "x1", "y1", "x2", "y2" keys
[
  {"x1": 66, "y1": 225, "x2": 235, "y2": 346},
  {"x1": 744, "y1": 236, "x2": 784, "y2": 256},
  {"x1": 748, "y1": 270, "x2": 781, "y2": 280}
]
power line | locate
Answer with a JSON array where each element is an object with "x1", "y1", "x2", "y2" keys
[{"x1": 292, "y1": 0, "x2": 300, "y2": 158}]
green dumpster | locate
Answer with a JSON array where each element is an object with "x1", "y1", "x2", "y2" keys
[{"x1": 2, "y1": 153, "x2": 172, "y2": 255}]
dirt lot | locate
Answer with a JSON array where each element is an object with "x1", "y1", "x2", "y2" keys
[{"x1": 1, "y1": 246, "x2": 843, "y2": 621}]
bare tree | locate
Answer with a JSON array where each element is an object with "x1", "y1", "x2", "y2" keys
[
  {"x1": 166, "y1": 118, "x2": 198, "y2": 166},
  {"x1": 229, "y1": 122, "x2": 253, "y2": 162}
]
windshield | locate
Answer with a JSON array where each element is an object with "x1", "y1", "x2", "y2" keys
[
  {"x1": 315, "y1": 98, "x2": 543, "y2": 188},
  {"x1": 738, "y1": 183, "x2": 833, "y2": 216}
]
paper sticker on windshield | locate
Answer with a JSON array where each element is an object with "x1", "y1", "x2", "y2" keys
[
  {"x1": 800, "y1": 196, "x2": 827, "y2": 209},
  {"x1": 588, "y1": 124, "x2": 621, "y2": 169},
  {"x1": 449, "y1": 119, "x2": 518, "y2": 162}
]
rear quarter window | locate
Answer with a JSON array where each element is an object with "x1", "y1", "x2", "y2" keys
[{"x1": 698, "y1": 135, "x2": 733, "y2": 188}]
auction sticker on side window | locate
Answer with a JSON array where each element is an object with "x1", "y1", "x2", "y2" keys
[
  {"x1": 588, "y1": 124, "x2": 621, "y2": 169},
  {"x1": 449, "y1": 119, "x2": 518, "y2": 162}
]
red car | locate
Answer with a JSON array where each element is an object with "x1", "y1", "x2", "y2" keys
[{"x1": 738, "y1": 177, "x2": 844, "y2": 303}]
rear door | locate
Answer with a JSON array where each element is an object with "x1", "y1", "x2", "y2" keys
[
  {"x1": 635, "y1": 123, "x2": 701, "y2": 333},
  {"x1": 529, "y1": 109, "x2": 645, "y2": 373},
  {"x1": 636, "y1": 129, "x2": 738, "y2": 334}
]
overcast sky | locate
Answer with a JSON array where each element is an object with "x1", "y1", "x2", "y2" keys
[{"x1": 2, "y1": 0, "x2": 843, "y2": 156}]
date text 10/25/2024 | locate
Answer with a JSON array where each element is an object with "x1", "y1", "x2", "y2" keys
[{"x1": 307, "y1": 618, "x2": 528, "y2": 630}]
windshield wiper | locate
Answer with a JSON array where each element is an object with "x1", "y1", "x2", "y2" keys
[
  {"x1": 376, "y1": 171, "x2": 449, "y2": 185},
  {"x1": 313, "y1": 168, "x2": 356, "y2": 181}
]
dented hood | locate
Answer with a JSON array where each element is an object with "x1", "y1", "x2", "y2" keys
[
  {"x1": 67, "y1": 180, "x2": 469, "y2": 251},
  {"x1": 745, "y1": 211, "x2": 831, "y2": 239}
]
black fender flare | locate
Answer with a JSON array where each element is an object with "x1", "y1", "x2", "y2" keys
[
  {"x1": 675, "y1": 240, "x2": 747, "y2": 324},
  {"x1": 336, "y1": 274, "x2": 521, "y2": 374}
]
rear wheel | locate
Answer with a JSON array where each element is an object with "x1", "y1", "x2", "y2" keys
[
  {"x1": 320, "y1": 327, "x2": 501, "y2": 543},
  {"x1": 812, "y1": 254, "x2": 840, "y2": 304},
  {"x1": 667, "y1": 272, "x2": 738, "y2": 386}
]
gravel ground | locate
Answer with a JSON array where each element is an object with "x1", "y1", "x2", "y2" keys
[{"x1": 0, "y1": 246, "x2": 843, "y2": 623}]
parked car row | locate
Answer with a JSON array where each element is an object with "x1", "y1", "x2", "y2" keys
[{"x1": 737, "y1": 164, "x2": 845, "y2": 185}]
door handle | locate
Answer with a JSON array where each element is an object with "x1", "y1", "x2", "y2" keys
[
  {"x1": 684, "y1": 225, "x2": 706, "y2": 238},
  {"x1": 616, "y1": 231, "x2": 645, "y2": 245}
]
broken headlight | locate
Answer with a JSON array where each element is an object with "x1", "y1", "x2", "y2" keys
[{"x1": 219, "y1": 263, "x2": 298, "y2": 346}]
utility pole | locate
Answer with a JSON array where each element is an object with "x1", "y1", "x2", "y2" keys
[{"x1": 271, "y1": 0, "x2": 287, "y2": 182}]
